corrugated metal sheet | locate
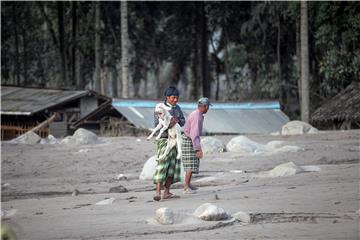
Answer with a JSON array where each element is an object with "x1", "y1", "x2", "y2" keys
[
  {"x1": 1, "y1": 86, "x2": 89, "y2": 115},
  {"x1": 112, "y1": 99, "x2": 289, "y2": 134}
]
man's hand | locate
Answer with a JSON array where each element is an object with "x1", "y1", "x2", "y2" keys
[
  {"x1": 195, "y1": 150, "x2": 203, "y2": 159},
  {"x1": 168, "y1": 117, "x2": 178, "y2": 128}
]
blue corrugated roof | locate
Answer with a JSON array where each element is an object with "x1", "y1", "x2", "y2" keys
[
  {"x1": 111, "y1": 99, "x2": 288, "y2": 134},
  {"x1": 112, "y1": 99, "x2": 280, "y2": 110}
]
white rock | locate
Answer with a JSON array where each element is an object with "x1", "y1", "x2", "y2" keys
[
  {"x1": 201, "y1": 137, "x2": 225, "y2": 154},
  {"x1": 60, "y1": 136, "x2": 75, "y2": 145},
  {"x1": 155, "y1": 207, "x2": 174, "y2": 225},
  {"x1": 301, "y1": 165, "x2": 321, "y2": 172},
  {"x1": 268, "y1": 162, "x2": 303, "y2": 177},
  {"x1": 193, "y1": 203, "x2": 229, "y2": 221},
  {"x1": 274, "y1": 145, "x2": 301, "y2": 153},
  {"x1": 229, "y1": 170, "x2": 244, "y2": 173},
  {"x1": 116, "y1": 174, "x2": 127, "y2": 180},
  {"x1": 226, "y1": 136, "x2": 264, "y2": 153},
  {"x1": 281, "y1": 121, "x2": 318, "y2": 135},
  {"x1": 40, "y1": 134, "x2": 59, "y2": 144},
  {"x1": 10, "y1": 131, "x2": 41, "y2": 144},
  {"x1": 73, "y1": 128, "x2": 99, "y2": 145},
  {"x1": 95, "y1": 197, "x2": 115, "y2": 205},
  {"x1": 1, "y1": 209, "x2": 17, "y2": 218},
  {"x1": 265, "y1": 141, "x2": 285, "y2": 149},
  {"x1": 139, "y1": 155, "x2": 158, "y2": 180},
  {"x1": 233, "y1": 211, "x2": 251, "y2": 224}
]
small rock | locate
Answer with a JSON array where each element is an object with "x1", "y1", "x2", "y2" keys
[
  {"x1": 95, "y1": 198, "x2": 115, "y2": 205},
  {"x1": 155, "y1": 207, "x2": 174, "y2": 225},
  {"x1": 193, "y1": 203, "x2": 229, "y2": 221},
  {"x1": 116, "y1": 174, "x2": 127, "y2": 180},
  {"x1": 233, "y1": 211, "x2": 251, "y2": 224},
  {"x1": 214, "y1": 194, "x2": 219, "y2": 200},
  {"x1": 72, "y1": 189, "x2": 80, "y2": 196},
  {"x1": 109, "y1": 185, "x2": 128, "y2": 193}
]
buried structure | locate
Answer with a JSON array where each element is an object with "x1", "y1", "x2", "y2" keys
[
  {"x1": 311, "y1": 81, "x2": 360, "y2": 130},
  {"x1": 1, "y1": 86, "x2": 111, "y2": 140},
  {"x1": 75, "y1": 98, "x2": 290, "y2": 136}
]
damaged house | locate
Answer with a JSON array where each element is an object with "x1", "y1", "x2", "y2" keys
[{"x1": 1, "y1": 86, "x2": 111, "y2": 140}]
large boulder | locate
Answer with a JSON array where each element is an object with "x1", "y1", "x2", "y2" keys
[
  {"x1": 201, "y1": 137, "x2": 225, "y2": 154},
  {"x1": 61, "y1": 128, "x2": 100, "y2": 145},
  {"x1": 72, "y1": 128, "x2": 99, "y2": 145},
  {"x1": 281, "y1": 121, "x2": 318, "y2": 135},
  {"x1": 155, "y1": 207, "x2": 174, "y2": 225},
  {"x1": 10, "y1": 131, "x2": 41, "y2": 144},
  {"x1": 226, "y1": 136, "x2": 264, "y2": 153},
  {"x1": 193, "y1": 203, "x2": 229, "y2": 221}
]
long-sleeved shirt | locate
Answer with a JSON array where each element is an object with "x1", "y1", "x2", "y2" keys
[
  {"x1": 153, "y1": 101, "x2": 185, "y2": 139},
  {"x1": 183, "y1": 109, "x2": 204, "y2": 151}
]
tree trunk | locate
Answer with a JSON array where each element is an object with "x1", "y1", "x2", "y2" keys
[
  {"x1": 296, "y1": 13, "x2": 302, "y2": 112},
  {"x1": 200, "y1": 3, "x2": 210, "y2": 98},
  {"x1": 57, "y1": 2, "x2": 67, "y2": 87},
  {"x1": 71, "y1": 2, "x2": 79, "y2": 88},
  {"x1": 121, "y1": 1, "x2": 129, "y2": 98},
  {"x1": 12, "y1": 4, "x2": 21, "y2": 85},
  {"x1": 277, "y1": 14, "x2": 282, "y2": 106},
  {"x1": 94, "y1": 2, "x2": 101, "y2": 92},
  {"x1": 189, "y1": 10, "x2": 199, "y2": 100},
  {"x1": 300, "y1": 1, "x2": 310, "y2": 122}
]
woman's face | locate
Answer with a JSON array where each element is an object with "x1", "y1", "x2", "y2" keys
[{"x1": 166, "y1": 96, "x2": 179, "y2": 106}]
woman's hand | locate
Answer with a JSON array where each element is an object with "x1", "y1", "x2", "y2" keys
[{"x1": 168, "y1": 117, "x2": 178, "y2": 128}]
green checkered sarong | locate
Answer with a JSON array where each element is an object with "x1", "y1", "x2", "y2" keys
[
  {"x1": 153, "y1": 138, "x2": 181, "y2": 184},
  {"x1": 181, "y1": 135, "x2": 200, "y2": 174}
]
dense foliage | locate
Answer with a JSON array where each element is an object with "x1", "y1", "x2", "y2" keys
[{"x1": 1, "y1": 1, "x2": 359, "y2": 119}]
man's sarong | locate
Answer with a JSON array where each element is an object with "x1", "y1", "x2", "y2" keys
[
  {"x1": 181, "y1": 135, "x2": 199, "y2": 174},
  {"x1": 153, "y1": 138, "x2": 181, "y2": 184}
]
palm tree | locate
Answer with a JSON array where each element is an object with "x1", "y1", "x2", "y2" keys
[
  {"x1": 121, "y1": 1, "x2": 129, "y2": 98},
  {"x1": 300, "y1": 1, "x2": 310, "y2": 122}
]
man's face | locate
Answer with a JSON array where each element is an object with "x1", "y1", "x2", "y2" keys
[
  {"x1": 199, "y1": 105, "x2": 209, "y2": 114},
  {"x1": 166, "y1": 96, "x2": 179, "y2": 106}
]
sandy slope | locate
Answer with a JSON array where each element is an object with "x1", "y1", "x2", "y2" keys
[{"x1": 1, "y1": 130, "x2": 359, "y2": 240}]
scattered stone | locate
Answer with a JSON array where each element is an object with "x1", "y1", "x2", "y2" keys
[
  {"x1": 226, "y1": 136, "x2": 264, "y2": 153},
  {"x1": 268, "y1": 162, "x2": 303, "y2": 177},
  {"x1": 109, "y1": 185, "x2": 128, "y2": 193},
  {"x1": 233, "y1": 211, "x2": 251, "y2": 224},
  {"x1": 214, "y1": 194, "x2": 220, "y2": 200},
  {"x1": 72, "y1": 189, "x2": 80, "y2": 196},
  {"x1": 35, "y1": 212, "x2": 43, "y2": 215},
  {"x1": 2, "y1": 183, "x2": 11, "y2": 188},
  {"x1": 201, "y1": 137, "x2": 225, "y2": 154},
  {"x1": 1, "y1": 209, "x2": 17, "y2": 219},
  {"x1": 126, "y1": 196, "x2": 137, "y2": 200},
  {"x1": 72, "y1": 128, "x2": 99, "y2": 145},
  {"x1": 281, "y1": 121, "x2": 318, "y2": 135},
  {"x1": 193, "y1": 203, "x2": 229, "y2": 221},
  {"x1": 10, "y1": 131, "x2": 41, "y2": 144},
  {"x1": 301, "y1": 165, "x2": 321, "y2": 172},
  {"x1": 95, "y1": 198, "x2": 115, "y2": 205},
  {"x1": 155, "y1": 207, "x2": 174, "y2": 225},
  {"x1": 334, "y1": 201, "x2": 341, "y2": 205},
  {"x1": 116, "y1": 174, "x2": 127, "y2": 180},
  {"x1": 40, "y1": 134, "x2": 59, "y2": 144}
]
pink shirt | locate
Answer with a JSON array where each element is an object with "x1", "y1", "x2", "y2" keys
[{"x1": 184, "y1": 109, "x2": 204, "y2": 151}]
